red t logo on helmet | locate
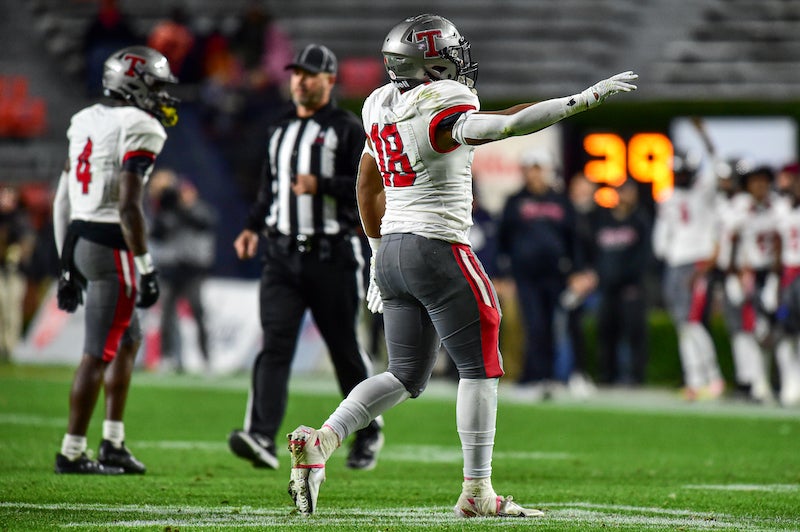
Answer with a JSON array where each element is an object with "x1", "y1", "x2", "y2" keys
[
  {"x1": 122, "y1": 54, "x2": 147, "y2": 77},
  {"x1": 415, "y1": 30, "x2": 443, "y2": 58}
]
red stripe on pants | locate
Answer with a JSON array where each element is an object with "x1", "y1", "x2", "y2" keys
[
  {"x1": 687, "y1": 274, "x2": 708, "y2": 323},
  {"x1": 451, "y1": 244, "x2": 504, "y2": 378},
  {"x1": 103, "y1": 250, "x2": 136, "y2": 362}
]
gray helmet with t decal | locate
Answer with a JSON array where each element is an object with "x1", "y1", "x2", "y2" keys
[
  {"x1": 381, "y1": 14, "x2": 477, "y2": 92},
  {"x1": 102, "y1": 45, "x2": 180, "y2": 127}
]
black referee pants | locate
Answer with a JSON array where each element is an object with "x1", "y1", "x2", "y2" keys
[{"x1": 247, "y1": 235, "x2": 373, "y2": 441}]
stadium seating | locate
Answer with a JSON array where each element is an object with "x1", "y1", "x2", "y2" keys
[
  {"x1": 0, "y1": 76, "x2": 47, "y2": 138},
  {"x1": 6, "y1": 0, "x2": 800, "y2": 184}
]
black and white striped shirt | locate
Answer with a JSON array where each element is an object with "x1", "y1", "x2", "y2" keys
[{"x1": 245, "y1": 102, "x2": 364, "y2": 238}]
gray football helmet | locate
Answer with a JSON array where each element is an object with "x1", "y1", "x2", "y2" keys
[
  {"x1": 381, "y1": 14, "x2": 477, "y2": 92},
  {"x1": 102, "y1": 46, "x2": 179, "y2": 127}
]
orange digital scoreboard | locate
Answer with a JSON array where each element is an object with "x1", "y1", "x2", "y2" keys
[{"x1": 580, "y1": 132, "x2": 675, "y2": 205}]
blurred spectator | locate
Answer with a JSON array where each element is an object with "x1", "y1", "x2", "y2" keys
[
  {"x1": 562, "y1": 172, "x2": 598, "y2": 397},
  {"x1": 588, "y1": 180, "x2": 651, "y2": 385},
  {"x1": 470, "y1": 181, "x2": 500, "y2": 278},
  {"x1": 147, "y1": 5, "x2": 196, "y2": 78},
  {"x1": 0, "y1": 185, "x2": 35, "y2": 362},
  {"x1": 497, "y1": 150, "x2": 582, "y2": 400},
  {"x1": 81, "y1": 0, "x2": 140, "y2": 96},
  {"x1": 230, "y1": 1, "x2": 293, "y2": 93},
  {"x1": 148, "y1": 170, "x2": 218, "y2": 373},
  {"x1": 199, "y1": 3, "x2": 293, "y2": 199}
]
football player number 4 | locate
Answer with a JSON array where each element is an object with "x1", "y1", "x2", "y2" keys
[
  {"x1": 370, "y1": 123, "x2": 416, "y2": 187},
  {"x1": 76, "y1": 137, "x2": 93, "y2": 194}
]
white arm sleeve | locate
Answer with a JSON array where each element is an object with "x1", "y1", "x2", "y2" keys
[
  {"x1": 452, "y1": 94, "x2": 587, "y2": 144},
  {"x1": 53, "y1": 170, "x2": 70, "y2": 257}
]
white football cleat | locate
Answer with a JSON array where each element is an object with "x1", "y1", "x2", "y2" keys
[
  {"x1": 287, "y1": 425, "x2": 337, "y2": 515},
  {"x1": 454, "y1": 493, "x2": 544, "y2": 518}
]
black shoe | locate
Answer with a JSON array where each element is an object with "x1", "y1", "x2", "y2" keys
[
  {"x1": 228, "y1": 429, "x2": 279, "y2": 469},
  {"x1": 346, "y1": 425, "x2": 384, "y2": 470},
  {"x1": 54, "y1": 452, "x2": 124, "y2": 475},
  {"x1": 98, "y1": 440, "x2": 146, "y2": 474}
]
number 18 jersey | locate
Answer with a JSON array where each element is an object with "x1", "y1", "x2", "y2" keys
[{"x1": 362, "y1": 80, "x2": 479, "y2": 244}]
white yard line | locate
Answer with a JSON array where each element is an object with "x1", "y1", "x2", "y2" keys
[
  {"x1": 0, "y1": 501, "x2": 792, "y2": 530},
  {"x1": 0, "y1": 413, "x2": 64, "y2": 427},
  {"x1": 683, "y1": 484, "x2": 800, "y2": 493}
]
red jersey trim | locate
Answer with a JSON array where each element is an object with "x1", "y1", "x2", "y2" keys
[
  {"x1": 429, "y1": 104, "x2": 476, "y2": 154},
  {"x1": 123, "y1": 150, "x2": 156, "y2": 162}
]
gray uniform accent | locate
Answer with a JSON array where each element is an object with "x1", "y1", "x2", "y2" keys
[
  {"x1": 780, "y1": 275, "x2": 800, "y2": 334},
  {"x1": 74, "y1": 238, "x2": 141, "y2": 359},
  {"x1": 376, "y1": 233, "x2": 502, "y2": 397},
  {"x1": 662, "y1": 263, "x2": 698, "y2": 324}
]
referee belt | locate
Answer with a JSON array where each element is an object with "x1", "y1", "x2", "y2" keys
[{"x1": 269, "y1": 232, "x2": 347, "y2": 256}]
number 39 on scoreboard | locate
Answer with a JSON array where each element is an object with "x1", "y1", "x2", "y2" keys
[{"x1": 582, "y1": 132, "x2": 674, "y2": 202}]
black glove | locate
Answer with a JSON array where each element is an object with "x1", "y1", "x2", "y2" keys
[
  {"x1": 136, "y1": 271, "x2": 160, "y2": 308},
  {"x1": 56, "y1": 270, "x2": 83, "y2": 313}
]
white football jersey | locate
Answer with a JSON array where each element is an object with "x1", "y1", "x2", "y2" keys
[
  {"x1": 727, "y1": 192, "x2": 779, "y2": 270},
  {"x1": 362, "y1": 80, "x2": 480, "y2": 244},
  {"x1": 651, "y1": 170, "x2": 717, "y2": 267},
  {"x1": 65, "y1": 104, "x2": 166, "y2": 224},
  {"x1": 774, "y1": 196, "x2": 800, "y2": 267},
  {"x1": 713, "y1": 192, "x2": 738, "y2": 270}
]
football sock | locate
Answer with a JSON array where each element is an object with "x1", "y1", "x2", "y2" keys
[
  {"x1": 61, "y1": 434, "x2": 87, "y2": 461},
  {"x1": 457, "y1": 378, "x2": 498, "y2": 479},
  {"x1": 776, "y1": 338, "x2": 798, "y2": 389},
  {"x1": 732, "y1": 332, "x2": 764, "y2": 386},
  {"x1": 687, "y1": 322, "x2": 722, "y2": 383},
  {"x1": 678, "y1": 324, "x2": 704, "y2": 388},
  {"x1": 102, "y1": 420, "x2": 125, "y2": 448},
  {"x1": 324, "y1": 371, "x2": 409, "y2": 442}
]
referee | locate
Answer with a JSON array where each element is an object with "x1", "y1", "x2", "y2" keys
[{"x1": 228, "y1": 44, "x2": 383, "y2": 471}]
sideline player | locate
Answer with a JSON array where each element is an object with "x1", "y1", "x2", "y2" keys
[
  {"x1": 52, "y1": 46, "x2": 178, "y2": 473},
  {"x1": 285, "y1": 14, "x2": 637, "y2": 516},
  {"x1": 652, "y1": 151, "x2": 725, "y2": 400},
  {"x1": 724, "y1": 166, "x2": 781, "y2": 402},
  {"x1": 774, "y1": 171, "x2": 800, "y2": 406}
]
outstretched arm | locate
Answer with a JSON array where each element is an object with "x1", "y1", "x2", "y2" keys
[{"x1": 450, "y1": 71, "x2": 638, "y2": 146}]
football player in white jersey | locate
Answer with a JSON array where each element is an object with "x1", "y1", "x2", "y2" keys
[
  {"x1": 724, "y1": 166, "x2": 781, "y2": 402},
  {"x1": 774, "y1": 171, "x2": 800, "y2": 405},
  {"x1": 652, "y1": 152, "x2": 725, "y2": 400},
  {"x1": 51, "y1": 46, "x2": 178, "y2": 474},
  {"x1": 286, "y1": 14, "x2": 637, "y2": 517}
]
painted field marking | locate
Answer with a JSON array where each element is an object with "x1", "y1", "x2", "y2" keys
[
  {"x1": 683, "y1": 484, "x2": 800, "y2": 493},
  {"x1": 2, "y1": 501, "x2": 796, "y2": 531},
  {"x1": 116, "y1": 440, "x2": 573, "y2": 463},
  {"x1": 0, "y1": 413, "x2": 64, "y2": 427}
]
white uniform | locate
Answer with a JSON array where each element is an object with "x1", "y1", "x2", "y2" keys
[
  {"x1": 652, "y1": 171, "x2": 723, "y2": 395},
  {"x1": 652, "y1": 170, "x2": 717, "y2": 267},
  {"x1": 774, "y1": 196, "x2": 800, "y2": 269},
  {"x1": 727, "y1": 192, "x2": 779, "y2": 271},
  {"x1": 362, "y1": 80, "x2": 479, "y2": 245},
  {"x1": 65, "y1": 104, "x2": 166, "y2": 224},
  {"x1": 54, "y1": 103, "x2": 166, "y2": 360}
]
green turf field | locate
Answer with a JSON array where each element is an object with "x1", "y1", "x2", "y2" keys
[{"x1": 1, "y1": 363, "x2": 799, "y2": 531}]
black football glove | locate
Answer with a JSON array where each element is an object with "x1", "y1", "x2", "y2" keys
[
  {"x1": 56, "y1": 270, "x2": 83, "y2": 313},
  {"x1": 136, "y1": 271, "x2": 160, "y2": 308}
]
